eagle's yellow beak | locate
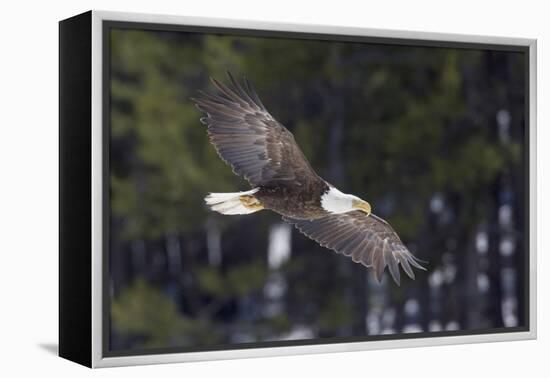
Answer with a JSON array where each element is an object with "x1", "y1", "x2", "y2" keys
[{"x1": 352, "y1": 199, "x2": 372, "y2": 216}]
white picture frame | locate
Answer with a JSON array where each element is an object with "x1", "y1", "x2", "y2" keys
[{"x1": 59, "y1": 10, "x2": 537, "y2": 368}]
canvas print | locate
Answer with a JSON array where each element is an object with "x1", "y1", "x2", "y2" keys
[{"x1": 106, "y1": 25, "x2": 527, "y2": 355}]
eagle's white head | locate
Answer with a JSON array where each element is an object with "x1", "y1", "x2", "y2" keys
[{"x1": 320, "y1": 186, "x2": 371, "y2": 215}]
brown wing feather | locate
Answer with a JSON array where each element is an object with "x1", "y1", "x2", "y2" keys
[
  {"x1": 283, "y1": 212, "x2": 426, "y2": 285},
  {"x1": 192, "y1": 72, "x2": 319, "y2": 187}
]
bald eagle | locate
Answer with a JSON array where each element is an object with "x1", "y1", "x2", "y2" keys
[{"x1": 192, "y1": 73, "x2": 425, "y2": 285}]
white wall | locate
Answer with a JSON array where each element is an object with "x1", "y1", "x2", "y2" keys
[{"x1": 0, "y1": 0, "x2": 546, "y2": 376}]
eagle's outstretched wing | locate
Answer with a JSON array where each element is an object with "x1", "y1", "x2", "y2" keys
[
  {"x1": 192, "y1": 73, "x2": 319, "y2": 186},
  {"x1": 283, "y1": 212, "x2": 426, "y2": 285}
]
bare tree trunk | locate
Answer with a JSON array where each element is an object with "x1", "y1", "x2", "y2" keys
[
  {"x1": 487, "y1": 177, "x2": 504, "y2": 328},
  {"x1": 165, "y1": 232, "x2": 182, "y2": 274},
  {"x1": 205, "y1": 217, "x2": 222, "y2": 266}
]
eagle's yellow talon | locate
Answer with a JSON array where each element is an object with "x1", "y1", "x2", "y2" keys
[{"x1": 239, "y1": 195, "x2": 264, "y2": 211}]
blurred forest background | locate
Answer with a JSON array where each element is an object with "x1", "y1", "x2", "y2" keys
[{"x1": 108, "y1": 27, "x2": 527, "y2": 353}]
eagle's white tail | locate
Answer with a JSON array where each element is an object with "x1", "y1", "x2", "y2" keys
[{"x1": 205, "y1": 188, "x2": 262, "y2": 215}]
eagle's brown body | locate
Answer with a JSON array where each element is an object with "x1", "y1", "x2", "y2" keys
[
  {"x1": 255, "y1": 180, "x2": 330, "y2": 220},
  {"x1": 192, "y1": 73, "x2": 426, "y2": 285}
]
